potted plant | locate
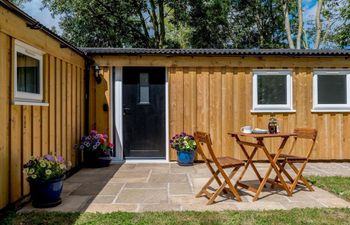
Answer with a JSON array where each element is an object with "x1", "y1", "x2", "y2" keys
[
  {"x1": 23, "y1": 154, "x2": 70, "y2": 208},
  {"x1": 77, "y1": 130, "x2": 114, "y2": 168},
  {"x1": 170, "y1": 132, "x2": 197, "y2": 166}
]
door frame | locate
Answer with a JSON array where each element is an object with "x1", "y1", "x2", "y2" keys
[{"x1": 111, "y1": 66, "x2": 169, "y2": 162}]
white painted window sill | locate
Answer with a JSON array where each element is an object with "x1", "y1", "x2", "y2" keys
[
  {"x1": 250, "y1": 110, "x2": 296, "y2": 113},
  {"x1": 311, "y1": 109, "x2": 350, "y2": 113},
  {"x1": 13, "y1": 101, "x2": 49, "y2": 106}
]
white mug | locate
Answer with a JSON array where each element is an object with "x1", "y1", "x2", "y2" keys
[{"x1": 240, "y1": 126, "x2": 252, "y2": 134}]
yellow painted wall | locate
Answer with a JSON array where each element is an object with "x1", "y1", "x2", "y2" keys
[{"x1": 0, "y1": 6, "x2": 85, "y2": 209}]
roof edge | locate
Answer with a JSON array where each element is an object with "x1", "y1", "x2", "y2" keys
[
  {"x1": 82, "y1": 48, "x2": 350, "y2": 57},
  {"x1": 0, "y1": 0, "x2": 87, "y2": 58}
]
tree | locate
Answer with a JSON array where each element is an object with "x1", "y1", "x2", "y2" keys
[
  {"x1": 331, "y1": 0, "x2": 350, "y2": 48},
  {"x1": 228, "y1": 0, "x2": 287, "y2": 48},
  {"x1": 171, "y1": 0, "x2": 232, "y2": 48},
  {"x1": 282, "y1": 0, "x2": 347, "y2": 49},
  {"x1": 36, "y1": 0, "x2": 175, "y2": 48}
]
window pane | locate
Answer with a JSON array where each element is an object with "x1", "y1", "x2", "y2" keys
[
  {"x1": 318, "y1": 75, "x2": 347, "y2": 104},
  {"x1": 139, "y1": 73, "x2": 149, "y2": 103},
  {"x1": 17, "y1": 52, "x2": 40, "y2": 94},
  {"x1": 257, "y1": 75, "x2": 287, "y2": 104}
]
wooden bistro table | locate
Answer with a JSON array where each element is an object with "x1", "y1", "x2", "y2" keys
[{"x1": 228, "y1": 132, "x2": 296, "y2": 201}]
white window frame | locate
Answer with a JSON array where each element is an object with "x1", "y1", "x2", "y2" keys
[
  {"x1": 14, "y1": 40, "x2": 44, "y2": 102},
  {"x1": 312, "y1": 69, "x2": 350, "y2": 112},
  {"x1": 252, "y1": 69, "x2": 294, "y2": 112}
]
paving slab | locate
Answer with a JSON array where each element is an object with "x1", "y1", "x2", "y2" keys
[
  {"x1": 169, "y1": 183, "x2": 193, "y2": 195},
  {"x1": 20, "y1": 162, "x2": 350, "y2": 213},
  {"x1": 114, "y1": 188, "x2": 168, "y2": 204}
]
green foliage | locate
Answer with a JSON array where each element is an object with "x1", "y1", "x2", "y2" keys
[
  {"x1": 23, "y1": 155, "x2": 69, "y2": 181},
  {"x1": 228, "y1": 0, "x2": 287, "y2": 48},
  {"x1": 10, "y1": 0, "x2": 350, "y2": 49},
  {"x1": 170, "y1": 132, "x2": 196, "y2": 152},
  {"x1": 2, "y1": 208, "x2": 350, "y2": 225},
  {"x1": 330, "y1": 0, "x2": 350, "y2": 48}
]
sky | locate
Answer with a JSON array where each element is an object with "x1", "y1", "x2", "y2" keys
[
  {"x1": 20, "y1": 0, "x2": 62, "y2": 34},
  {"x1": 20, "y1": 0, "x2": 319, "y2": 36}
]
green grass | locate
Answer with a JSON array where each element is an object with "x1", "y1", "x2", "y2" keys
[
  {"x1": 1, "y1": 208, "x2": 350, "y2": 225},
  {"x1": 2, "y1": 176, "x2": 350, "y2": 225},
  {"x1": 308, "y1": 176, "x2": 350, "y2": 201}
]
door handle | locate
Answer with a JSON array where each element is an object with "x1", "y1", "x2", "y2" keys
[{"x1": 123, "y1": 107, "x2": 131, "y2": 116}]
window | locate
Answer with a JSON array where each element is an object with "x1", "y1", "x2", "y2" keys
[
  {"x1": 14, "y1": 40, "x2": 44, "y2": 102},
  {"x1": 139, "y1": 73, "x2": 150, "y2": 104},
  {"x1": 252, "y1": 70, "x2": 293, "y2": 112},
  {"x1": 313, "y1": 70, "x2": 350, "y2": 111}
]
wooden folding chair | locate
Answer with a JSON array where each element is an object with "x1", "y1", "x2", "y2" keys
[
  {"x1": 194, "y1": 131, "x2": 244, "y2": 204},
  {"x1": 271, "y1": 128, "x2": 317, "y2": 193}
]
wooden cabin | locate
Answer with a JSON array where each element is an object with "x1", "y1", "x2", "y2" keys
[
  {"x1": 1, "y1": 0, "x2": 350, "y2": 211},
  {"x1": 86, "y1": 48, "x2": 350, "y2": 163},
  {"x1": 0, "y1": 1, "x2": 87, "y2": 210}
]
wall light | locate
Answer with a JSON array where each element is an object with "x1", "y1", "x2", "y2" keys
[{"x1": 94, "y1": 64, "x2": 102, "y2": 84}]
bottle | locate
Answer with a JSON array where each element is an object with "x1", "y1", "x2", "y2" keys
[{"x1": 268, "y1": 114, "x2": 277, "y2": 134}]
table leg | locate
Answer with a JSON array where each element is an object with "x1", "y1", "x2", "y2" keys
[
  {"x1": 252, "y1": 137, "x2": 291, "y2": 201},
  {"x1": 233, "y1": 135, "x2": 263, "y2": 182}
]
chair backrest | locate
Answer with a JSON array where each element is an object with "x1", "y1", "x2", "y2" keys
[
  {"x1": 294, "y1": 128, "x2": 318, "y2": 140},
  {"x1": 290, "y1": 128, "x2": 318, "y2": 159},
  {"x1": 194, "y1": 131, "x2": 220, "y2": 167}
]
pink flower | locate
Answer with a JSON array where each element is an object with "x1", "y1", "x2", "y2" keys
[{"x1": 108, "y1": 143, "x2": 114, "y2": 148}]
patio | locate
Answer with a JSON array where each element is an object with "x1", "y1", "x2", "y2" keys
[{"x1": 21, "y1": 162, "x2": 350, "y2": 213}]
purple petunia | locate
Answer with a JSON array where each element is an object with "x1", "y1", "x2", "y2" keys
[
  {"x1": 44, "y1": 154, "x2": 54, "y2": 161},
  {"x1": 57, "y1": 156, "x2": 64, "y2": 163}
]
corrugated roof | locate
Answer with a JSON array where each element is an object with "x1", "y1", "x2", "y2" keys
[
  {"x1": 0, "y1": 0, "x2": 87, "y2": 58},
  {"x1": 83, "y1": 48, "x2": 350, "y2": 57}
]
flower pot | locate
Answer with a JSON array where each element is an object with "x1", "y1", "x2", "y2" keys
[
  {"x1": 96, "y1": 156, "x2": 112, "y2": 167},
  {"x1": 177, "y1": 150, "x2": 196, "y2": 166},
  {"x1": 29, "y1": 176, "x2": 64, "y2": 208},
  {"x1": 83, "y1": 151, "x2": 111, "y2": 168}
]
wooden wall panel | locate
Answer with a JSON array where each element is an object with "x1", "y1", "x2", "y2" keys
[
  {"x1": 166, "y1": 66, "x2": 350, "y2": 161},
  {"x1": 49, "y1": 56, "x2": 56, "y2": 155},
  {"x1": 71, "y1": 65, "x2": 77, "y2": 166},
  {"x1": 61, "y1": 62, "x2": 67, "y2": 161},
  {"x1": 169, "y1": 67, "x2": 184, "y2": 159},
  {"x1": 66, "y1": 64, "x2": 72, "y2": 163},
  {"x1": 55, "y1": 59, "x2": 62, "y2": 157},
  {"x1": 22, "y1": 106, "x2": 32, "y2": 195},
  {"x1": 41, "y1": 55, "x2": 49, "y2": 156},
  {"x1": 0, "y1": 27, "x2": 85, "y2": 209},
  {"x1": 10, "y1": 105, "x2": 22, "y2": 202},
  {"x1": 0, "y1": 32, "x2": 10, "y2": 208}
]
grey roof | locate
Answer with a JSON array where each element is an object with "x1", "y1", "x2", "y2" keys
[
  {"x1": 83, "y1": 48, "x2": 350, "y2": 57},
  {"x1": 0, "y1": 0, "x2": 87, "y2": 58}
]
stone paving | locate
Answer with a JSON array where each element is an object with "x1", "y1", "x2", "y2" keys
[{"x1": 21, "y1": 162, "x2": 350, "y2": 213}]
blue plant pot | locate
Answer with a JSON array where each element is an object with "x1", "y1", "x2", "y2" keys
[
  {"x1": 29, "y1": 176, "x2": 64, "y2": 208},
  {"x1": 177, "y1": 150, "x2": 196, "y2": 166}
]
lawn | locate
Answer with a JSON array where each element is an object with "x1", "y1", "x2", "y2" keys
[
  {"x1": 308, "y1": 176, "x2": 350, "y2": 201},
  {"x1": 1, "y1": 208, "x2": 350, "y2": 225},
  {"x1": 1, "y1": 176, "x2": 350, "y2": 225}
]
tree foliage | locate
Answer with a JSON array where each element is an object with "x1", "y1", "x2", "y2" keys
[
  {"x1": 10, "y1": 0, "x2": 350, "y2": 49},
  {"x1": 228, "y1": 0, "x2": 287, "y2": 48}
]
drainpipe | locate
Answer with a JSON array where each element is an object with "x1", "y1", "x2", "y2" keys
[{"x1": 84, "y1": 59, "x2": 92, "y2": 135}]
